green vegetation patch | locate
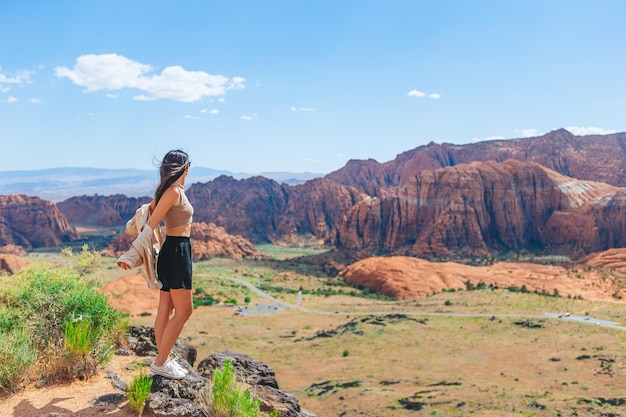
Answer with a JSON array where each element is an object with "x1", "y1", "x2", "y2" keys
[{"x1": 0, "y1": 262, "x2": 126, "y2": 393}]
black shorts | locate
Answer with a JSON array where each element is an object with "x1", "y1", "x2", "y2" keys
[{"x1": 157, "y1": 236, "x2": 192, "y2": 292}]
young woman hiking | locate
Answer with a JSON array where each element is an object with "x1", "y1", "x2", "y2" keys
[{"x1": 118, "y1": 149, "x2": 194, "y2": 379}]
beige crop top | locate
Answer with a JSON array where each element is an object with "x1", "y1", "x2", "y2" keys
[{"x1": 163, "y1": 183, "x2": 194, "y2": 228}]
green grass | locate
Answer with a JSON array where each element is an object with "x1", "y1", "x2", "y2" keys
[
  {"x1": 254, "y1": 244, "x2": 329, "y2": 260},
  {"x1": 126, "y1": 372, "x2": 153, "y2": 413},
  {"x1": 199, "y1": 359, "x2": 279, "y2": 417}
]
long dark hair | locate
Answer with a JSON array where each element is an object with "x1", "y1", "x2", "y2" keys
[{"x1": 154, "y1": 149, "x2": 190, "y2": 205}]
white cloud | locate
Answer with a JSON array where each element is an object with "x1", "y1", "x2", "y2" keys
[
  {"x1": 241, "y1": 113, "x2": 258, "y2": 121},
  {"x1": 290, "y1": 106, "x2": 316, "y2": 112},
  {"x1": 565, "y1": 126, "x2": 617, "y2": 136},
  {"x1": 485, "y1": 135, "x2": 505, "y2": 140},
  {"x1": 55, "y1": 54, "x2": 246, "y2": 102},
  {"x1": 518, "y1": 128, "x2": 539, "y2": 137},
  {"x1": 200, "y1": 108, "x2": 208, "y2": 113},
  {"x1": 218, "y1": 98, "x2": 226, "y2": 103},
  {"x1": 209, "y1": 109, "x2": 219, "y2": 115},
  {"x1": 183, "y1": 115, "x2": 199, "y2": 120},
  {"x1": 0, "y1": 68, "x2": 32, "y2": 86},
  {"x1": 29, "y1": 98, "x2": 41, "y2": 104},
  {"x1": 407, "y1": 89, "x2": 425, "y2": 98},
  {"x1": 428, "y1": 93, "x2": 441, "y2": 99},
  {"x1": 7, "y1": 96, "x2": 17, "y2": 103},
  {"x1": 133, "y1": 94, "x2": 155, "y2": 102}
]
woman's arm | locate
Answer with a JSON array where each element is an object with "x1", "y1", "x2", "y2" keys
[
  {"x1": 147, "y1": 186, "x2": 179, "y2": 230},
  {"x1": 117, "y1": 187, "x2": 178, "y2": 270}
]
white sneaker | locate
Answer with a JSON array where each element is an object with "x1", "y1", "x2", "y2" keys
[
  {"x1": 170, "y1": 359, "x2": 187, "y2": 373},
  {"x1": 149, "y1": 359, "x2": 187, "y2": 379}
]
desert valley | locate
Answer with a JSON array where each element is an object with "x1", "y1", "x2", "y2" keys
[{"x1": 4, "y1": 129, "x2": 626, "y2": 416}]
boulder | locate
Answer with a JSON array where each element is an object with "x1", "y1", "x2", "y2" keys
[
  {"x1": 197, "y1": 351, "x2": 279, "y2": 389},
  {"x1": 0, "y1": 254, "x2": 29, "y2": 274}
]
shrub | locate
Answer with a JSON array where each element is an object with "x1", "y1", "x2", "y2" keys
[
  {"x1": 0, "y1": 263, "x2": 126, "y2": 392},
  {"x1": 0, "y1": 328, "x2": 36, "y2": 393},
  {"x1": 127, "y1": 372, "x2": 153, "y2": 413},
  {"x1": 76, "y1": 244, "x2": 101, "y2": 276}
]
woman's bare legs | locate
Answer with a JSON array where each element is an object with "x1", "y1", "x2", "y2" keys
[
  {"x1": 154, "y1": 288, "x2": 193, "y2": 366},
  {"x1": 154, "y1": 291, "x2": 174, "y2": 362}
]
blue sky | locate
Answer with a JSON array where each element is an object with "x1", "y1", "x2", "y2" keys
[{"x1": 1, "y1": 1, "x2": 625, "y2": 175}]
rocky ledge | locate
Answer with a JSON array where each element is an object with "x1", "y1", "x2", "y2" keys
[{"x1": 114, "y1": 325, "x2": 317, "y2": 417}]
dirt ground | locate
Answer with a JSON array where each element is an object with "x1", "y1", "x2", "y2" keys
[{"x1": 2, "y1": 354, "x2": 142, "y2": 417}]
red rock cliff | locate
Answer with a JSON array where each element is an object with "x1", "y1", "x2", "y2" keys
[
  {"x1": 327, "y1": 129, "x2": 626, "y2": 195},
  {"x1": 57, "y1": 194, "x2": 151, "y2": 227},
  {"x1": 187, "y1": 175, "x2": 365, "y2": 245},
  {"x1": 0, "y1": 195, "x2": 78, "y2": 249},
  {"x1": 333, "y1": 160, "x2": 621, "y2": 259}
]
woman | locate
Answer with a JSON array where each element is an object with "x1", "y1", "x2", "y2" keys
[{"x1": 118, "y1": 149, "x2": 194, "y2": 379}]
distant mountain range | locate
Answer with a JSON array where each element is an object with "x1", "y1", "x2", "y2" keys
[
  {"x1": 8, "y1": 128, "x2": 626, "y2": 262},
  {"x1": 0, "y1": 167, "x2": 323, "y2": 202}
]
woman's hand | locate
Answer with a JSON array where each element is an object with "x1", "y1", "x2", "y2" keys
[{"x1": 117, "y1": 261, "x2": 131, "y2": 270}]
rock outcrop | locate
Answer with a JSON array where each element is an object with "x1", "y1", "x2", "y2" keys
[
  {"x1": 339, "y1": 255, "x2": 626, "y2": 302},
  {"x1": 581, "y1": 248, "x2": 626, "y2": 270},
  {"x1": 191, "y1": 222, "x2": 264, "y2": 260},
  {"x1": 57, "y1": 194, "x2": 151, "y2": 227},
  {"x1": 0, "y1": 194, "x2": 78, "y2": 249},
  {"x1": 333, "y1": 160, "x2": 622, "y2": 259},
  {"x1": 0, "y1": 254, "x2": 29, "y2": 274},
  {"x1": 122, "y1": 326, "x2": 316, "y2": 417}
]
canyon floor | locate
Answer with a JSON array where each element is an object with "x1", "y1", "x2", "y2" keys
[{"x1": 5, "y1": 247, "x2": 626, "y2": 416}]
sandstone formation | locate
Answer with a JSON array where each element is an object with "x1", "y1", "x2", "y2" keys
[
  {"x1": 0, "y1": 194, "x2": 78, "y2": 249},
  {"x1": 332, "y1": 159, "x2": 623, "y2": 259},
  {"x1": 0, "y1": 254, "x2": 29, "y2": 274},
  {"x1": 187, "y1": 175, "x2": 365, "y2": 244},
  {"x1": 57, "y1": 194, "x2": 151, "y2": 227},
  {"x1": 191, "y1": 221, "x2": 264, "y2": 260},
  {"x1": 0, "y1": 243, "x2": 26, "y2": 256},
  {"x1": 339, "y1": 255, "x2": 626, "y2": 302},
  {"x1": 326, "y1": 129, "x2": 626, "y2": 194},
  {"x1": 580, "y1": 248, "x2": 626, "y2": 270}
]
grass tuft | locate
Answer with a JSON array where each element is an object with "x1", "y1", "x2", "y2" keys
[{"x1": 127, "y1": 372, "x2": 153, "y2": 414}]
